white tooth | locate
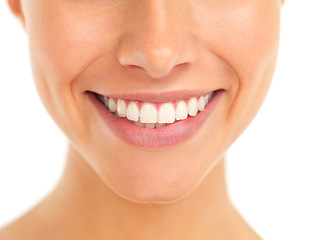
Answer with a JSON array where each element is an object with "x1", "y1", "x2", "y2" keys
[
  {"x1": 140, "y1": 103, "x2": 157, "y2": 123},
  {"x1": 145, "y1": 123, "x2": 156, "y2": 129},
  {"x1": 204, "y1": 95, "x2": 209, "y2": 105},
  {"x1": 198, "y1": 96, "x2": 205, "y2": 111},
  {"x1": 175, "y1": 100, "x2": 188, "y2": 120},
  {"x1": 156, "y1": 123, "x2": 166, "y2": 128},
  {"x1": 117, "y1": 99, "x2": 126, "y2": 117},
  {"x1": 204, "y1": 92, "x2": 214, "y2": 105},
  {"x1": 103, "y1": 96, "x2": 109, "y2": 108},
  {"x1": 187, "y1": 97, "x2": 198, "y2": 116},
  {"x1": 133, "y1": 121, "x2": 145, "y2": 128},
  {"x1": 108, "y1": 98, "x2": 117, "y2": 112},
  {"x1": 126, "y1": 101, "x2": 139, "y2": 121},
  {"x1": 158, "y1": 102, "x2": 175, "y2": 123}
]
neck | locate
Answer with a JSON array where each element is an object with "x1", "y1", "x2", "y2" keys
[{"x1": 25, "y1": 144, "x2": 257, "y2": 240}]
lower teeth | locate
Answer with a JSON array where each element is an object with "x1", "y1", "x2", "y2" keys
[{"x1": 127, "y1": 117, "x2": 168, "y2": 128}]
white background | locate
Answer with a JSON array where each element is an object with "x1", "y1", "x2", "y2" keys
[{"x1": 0, "y1": 1, "x2": 319, "y2": 239}]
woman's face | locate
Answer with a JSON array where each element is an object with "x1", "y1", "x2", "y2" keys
[{"x1": 18, "y1": 0, "x2": 281, "y2": 202}]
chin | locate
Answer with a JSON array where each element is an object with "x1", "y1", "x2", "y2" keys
[
  {"x1": 101, "y1": 166, "x2": 205, "y2": 204},
  {"x1": 110, "y1": 183, "x2": 197, "y2": 204}
]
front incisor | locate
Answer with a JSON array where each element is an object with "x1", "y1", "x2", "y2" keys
[
  {"x1": 158, "y1": 103, "x2": 175, "y2": 124},
  {"x1": 140, "y1": 103, "x2": 158, "y2": 123}
]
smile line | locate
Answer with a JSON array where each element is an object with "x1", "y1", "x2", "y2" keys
[{"x1": 94, "y1": 91, "x2": 217, "y2": 129}]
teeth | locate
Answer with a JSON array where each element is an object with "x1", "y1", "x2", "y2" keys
[
  {"x1": 187, "y1": 97, "x2": 198, "y2": 116},
  {"x1": 156, "y1": 123, "x2": 166, "y2": 128},
  {"x1": 158, "y1": 103, "x2": 175, "y2": 124},
  {"x1": 140, "y1": 103, "x2": 158, "y2": 123},
  {"x1": 175, "y1": 100, "x2": 188, "y2": 120},
  {"x1": 117, "y1": 99, "x2": 126, "y2": 117},
  {"x1": 103, "y1": 96, "x2": 109, "y2": 108},
  {"x1": 126, "y1": 102, "x2": 139, "y2": 121},
  {"x1": 145, "y1": 123, "x2": 156, "y2": 129},
  {"x1": 198, "y1": 96, "x2": 205, "y2": 111},
  {"x1": 204, "y1": 92, "x2": 214, "y2": 105},
  {"x1": 108, "y1": 98, "x2": 117, "y2": 113},
  {"x1": 133, "y1": 121, "x2": 145, "y2": 127},
  {"x1": 98, "y1": 91, "x2": 216, "y2": 128}
]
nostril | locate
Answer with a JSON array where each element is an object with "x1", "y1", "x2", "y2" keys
[
  {"x1": 123, "y1": 64, "x2": 151, "y2": 76},
  {"x1": 119, "y1": 50, "x2": 181, "y2": 78},
  {"x1": 124, "y1": 62, "x2": 189, "y2": 79}
]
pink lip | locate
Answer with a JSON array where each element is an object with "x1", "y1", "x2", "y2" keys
[{"x1": 87, "y1": 90, "x2": 224, "y2": 149}]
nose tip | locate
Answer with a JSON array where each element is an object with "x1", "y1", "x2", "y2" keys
[
  {"x1": 116, "y1": 1, "x2": 196, "y2": 80},
  {"x1": 119, "y1": 46, "x2": 182, "y2": 79}
]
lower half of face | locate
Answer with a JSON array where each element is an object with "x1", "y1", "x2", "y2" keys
[{"x1": 23, "y1": 0, "x2": 281, "y2": 202}]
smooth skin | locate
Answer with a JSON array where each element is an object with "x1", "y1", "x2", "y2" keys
[{"x1": 2, "y1": 0, "x2": 284, "y2": 239}]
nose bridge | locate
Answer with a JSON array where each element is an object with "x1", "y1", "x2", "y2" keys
[
  {"x1": 117, "y1": 0, "x2": 195, "y2": 79},
  {"x1": 144, "y1": 0, "x2": 170, "y2": 33}
]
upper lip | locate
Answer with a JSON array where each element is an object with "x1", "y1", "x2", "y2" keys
[{"x1": 90, "y1": 89, "x2": 221, "y2": 103}]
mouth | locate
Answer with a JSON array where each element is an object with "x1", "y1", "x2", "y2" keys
[
  {"x1": 94, "y1": 91, "x2": 216, "y2": 129},
  {"x1": 87, "y1": 89, "x2": 224, "y2": 148}
]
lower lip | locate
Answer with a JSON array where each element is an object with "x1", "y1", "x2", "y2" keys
[{"x1": 87, "y1": 90, "x2": 224, "y2": 149}]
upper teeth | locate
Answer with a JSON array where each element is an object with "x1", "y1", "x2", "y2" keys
[{"x1": 97, "y1": 92, "x2": 215, "y2": 126}]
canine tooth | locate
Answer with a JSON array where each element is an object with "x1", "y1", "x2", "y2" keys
[
  {"x1": 126, "y1": 102, "x2": 139, "y2": 121},
  {"x1": 103, "y1": 96, "x2": 109, "y2": 108},
  {"x1": 117, "y1": 99, "x2": 126, "y2": 117},
  {"x1": 158, "y1": 102, "x2": 175, "y2": 123},
  {"x1": 187, "y1": 97, "x2": 198, "y2": 116},
  {"x1": 198, "y1": 96, "x2": 205, "y2": 111},
  {"x1": 156, "y1": 123, "x2": 166, "y2": 128},
  {"x1": 140, "y1": 103, "x2": 157, "y2": 123},
  {"x1": 108, "y1": 98, "x2": 117, "y2": 112},
  {"x1": 145, "y1": 123, "x2": 156, "y2": 129},
  {"x1": 133, "y1": 121, "x2": 145, "y2": 127},
  {"x1": 175, "y1": 100, "x2": 188, "y2": 120}
]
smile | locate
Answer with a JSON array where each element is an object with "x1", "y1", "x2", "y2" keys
[
  {"x1": 88, "y1": 89, "x2": 224, "y2": 148},
  {"x1": 95, "y1": 92, "x2": 215, "y2": 129}
]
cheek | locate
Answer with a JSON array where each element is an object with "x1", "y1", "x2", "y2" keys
[
  {"x1": 24, "y1": 1, "x2": 124, "y2": 140},
  {"x1": 224, "y1": 4, "x2": 280, "y2": 82},
  {"x1": 229, "y1": 4, "x2": 280, "y2": 128},
  {"x1": 26, "y1": 3, "x2": 118, "y2": 90},
  {"x1": 197, "y1": 1, "x2": 281, "y2": 78},
  {"x1": 188, "y1": 1, "x2": 281, "y2": 151},
  {"x1": 197, "y1": 1, "x2": 280, "y2": 134}
]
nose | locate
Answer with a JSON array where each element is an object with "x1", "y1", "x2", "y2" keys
[{"x1": 117, "y1": 1, "x2": 197, "y2": 79}]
